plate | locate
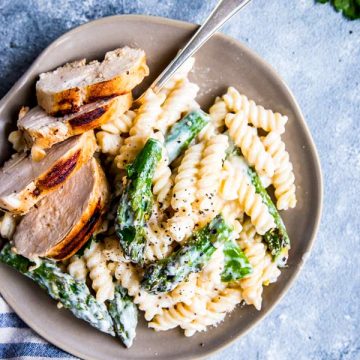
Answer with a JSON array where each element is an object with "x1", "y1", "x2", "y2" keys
[{"x1": 0, "y1": 15, "x2": 323, "y2": 360}]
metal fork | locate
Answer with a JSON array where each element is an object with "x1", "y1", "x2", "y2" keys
[{"x1": 141, "y1": 0, "x2": 252, "y2": 99}]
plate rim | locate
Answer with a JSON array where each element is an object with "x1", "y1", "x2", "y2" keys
[{"x1": 0, "y1": 14, "x2": 323, "y2": 360}]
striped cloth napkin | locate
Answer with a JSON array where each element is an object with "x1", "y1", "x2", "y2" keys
[{"x1": 0, "y1": 296, "x2": 74, "y2": 359}]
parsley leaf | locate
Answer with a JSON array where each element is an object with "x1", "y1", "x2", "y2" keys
[{"x1": 316, "y1": 0, "x2": 360, "y2": 20}]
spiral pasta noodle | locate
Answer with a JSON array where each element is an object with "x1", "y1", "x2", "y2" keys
[
  {"x1": 219, "y1": 158, "x2": 274, "y2": 235},
  {"x1": 182, "y1": 287, "x2": 242, "y2": 337},
  {"x1": 67, "y1": 255, "x2": 88, "y2": 281},
  {"x1": 223, "y1": 87, "x2": 287, "y2": 134},
  {"x1": 0, "y1": 212, "x2": 17, "y2": 240},
  {"x1": 100, "y1": 110, "x2": 136, "y2": 135},
  {"x1": 144, "y1": 217, "x2": 174, "y2": 262},
  {"x1": 225, "y1": 112, "x2": 275, "y2": 177},
  {"x1": 237, "y1": 220, "x2": 267, "y2": 310},
  {"x1": 156, "y1": 79, "x2": 199, "y2": 133},
  {"x1": 96, "y1": 131, "x2": 123, "y2": 156},
  {"x1": 113, "y1": 259, "x2": 185, "y2": 321},
  {"x1": 262, "y1": 132, "x2": 297, "y2": 210},
  {"x1": 196, "y1": 134, "x2": 228, "y2": 221},
  {"x1": 171, "y1": 142, "x2": 204, "y2": 212},
  {"x1": 165, "y1": 213, "x2": 197, "y2": 244},
  {"x1": 198, "y1": 96, "x2": 228, "y2": 141},
  {"x1": 115, "y1": 90, "x2": 165, "y2": 169},
  {"x1": 152, "y1": 133, "x2": 173, "y2": 208},
  {"x1": 149, "y1": 248, "x2": 224, "y2": 332},
  {"x1": 83, "y1": 241, "x2": 114, "y2": 303}
]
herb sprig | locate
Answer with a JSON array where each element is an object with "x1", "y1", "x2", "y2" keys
[{"x1": 317, "y1": 0, "x2": 360, "y2": 20}]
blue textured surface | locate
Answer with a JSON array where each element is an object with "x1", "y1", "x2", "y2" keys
[{"x1": 0, "y1": 1, "x2": 359, "y2": 359}]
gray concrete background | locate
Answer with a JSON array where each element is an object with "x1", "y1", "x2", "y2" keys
[{"x1": 0, "y1": 0, "x2": 359, "y2": 359}]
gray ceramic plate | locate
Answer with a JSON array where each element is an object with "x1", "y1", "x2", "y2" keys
[{"x1": 0, "y1": 15, "x2": 322, "y2": 360}]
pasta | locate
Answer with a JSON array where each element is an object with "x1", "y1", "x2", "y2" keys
[
  {"x1": 198, "y1": 96, "x2": 228, "y2": 141},
  {"x1": 152, "y1": 133, "x2": 173, "y2": 208},
  {"x1": 83, "y1": 241, "x2": 115, "y2": 303},
  {"x1": 262, "y1": 132, "x2": 297, "y2": 210},
  {"x1": 100, "y1": 110, "x2": 136, "y2": 135},
  {"x1": 237, "y1": 219, "x2": 280, "y2": 310},
  {"x1": 196, "y1": 134, "x2": 229, "y2": 224},
  {"x1": 156, "y1": 79, "x2": 199, "y2": 133},
  {"x1": 8, "y1": 130, "x2": 26, "y2": 153},
  {"x1": 223, "y1": 86, "x2": 288, "y2": 134},
  {"x1": 113, "y1": 258, "x2": 194, "y2": 321},
  {"x1": 219, "y1": 158, "x2": 275, "y2": 235},
  {"x1": 115, "y1": 90, "x2": 165, "y2": 169},
  {"x1": 225, "y1": 112, "x2": 275, "y2": 177},
  {"x1": 171, "y1": 142, "x2": 204, "y2": 213},
  {"x1": 0, "y1": 212, "x2": 17, "y2": 239},
  {"x1": 96, "y1": 131, "x2": 123, "y2": 155},
  {"x1": 144, "y1": 209, "x2": 174, "y2": 262},
  {"x1": 67, "y1": 255, "x2": 88, "y2": 281},
  {"x1": 149, "y1": 248, "x2": 225, "y2": 333}
]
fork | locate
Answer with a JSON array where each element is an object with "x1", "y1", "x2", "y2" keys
[{"x1": 140, "y1": 0, "x2": 252, "y2": 100}]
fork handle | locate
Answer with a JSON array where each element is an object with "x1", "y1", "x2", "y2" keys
[{"x1": 150, "y1": 0, "x2": 252, "y2": 93}]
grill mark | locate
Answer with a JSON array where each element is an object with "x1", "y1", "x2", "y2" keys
[
  {"x1": 88, "y1": 93, "x2": 121, "y2": 103},
  {"x1": 36, "y1": 150, "x2": 81, "y2": 190},
  {"x1": 69, "y1": 106, "x2": 108, "y2": 128},
  {"x1": 52, "y1": 201, "x2": 102, "y2": 260}
]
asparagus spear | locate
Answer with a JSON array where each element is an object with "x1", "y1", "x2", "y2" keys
[
  {"x1": 108, "y1": 285, "x2": 138, "y2": 348},
  {"x1": 0, "y1": 243, "x2": 114, "y2": 335},
  {"x1": 165, "y1": 110, "x2": 209, "y2": 163},
  {"x1": 141, "y1": 215, "x2": 233, "y2": 294},
  {"x1": 221, "y1": 240, "x2": 252, "y2": 282},
  {"x1": 116, "y1": 138, "x2": 162, "y2": 264},
  {"x1": 247, "y1": 166, "x2": 290, "y2": 265}
]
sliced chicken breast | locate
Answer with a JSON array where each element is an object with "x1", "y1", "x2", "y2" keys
[
  {"x1": 18, "y1": 93, "x2": 132, "y2": 150},
  {"x1": 0, "y1": 131, "x2": 96, "y2": 215},
  {"x1": 14, "y1": 158, "x2": 109, "y2": 260},
  {"x1": 36, "y1": 47, "x2": 148, "y2": 115}
]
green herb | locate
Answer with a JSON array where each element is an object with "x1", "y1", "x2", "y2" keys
[{"x1": 317, "y1": 0, "x2": 360, "y2": 20}]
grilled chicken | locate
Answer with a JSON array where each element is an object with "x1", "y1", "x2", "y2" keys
[
  {"x1": 18, "y1": 93, "x2": 132, "y2": 150},
  {"x1": 13, "y1": 158, "x2": 109, "y2": 260},
  {"x1": 36, "y1": 47, "x2": 148, "y2": 115},
  {"x1": 0, "y1": 131, "x2": 96, "y2": 215}
]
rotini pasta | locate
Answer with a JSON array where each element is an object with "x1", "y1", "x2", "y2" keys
[
  {"x1": 237, "y1": 219, "x2": 272, "y2": 310},
  {"x1": 156, "y1": 79, "x2": 199, "y2": 133},
  {"x1": 96, "y1": 131, "x2": 123, "y2": 155},
  {"x1": 67, "y1": 255, "x2": 88, "y2": 281},
  {"x1": 225, "y1": 112, "x2": 275, "y2": 177},
  {"x1": 182, "y1": 286, "x2": 242, "y2": 337},
  {"x1": 219, "y1": 158, "x2": 275, "y2": 235},
  {"x1": 113, "y1": 259, "x2": 183, "y2": 321},
  {"x1": 196, "y1": 134, "x2": 228, "y2": 224},
  {"x1": 262, "y1": 132, "x2": 297, "y2": 210},
  {"x1": 83, "y1": 241, "x2": 115, "y2": 303},
  {"x1": 100, "y1": 110, "x2": 136, "y2": 135},
  {"x1": 152, "y1": 133, "x2": 173, "y2": 208},
  {"x1": 223, "y1": 86, "x2": 288, "y2": 134},
  {"x1": 171, "y1": 142, "x2": 205, "y2": 213},
  {"x1": 198, "y1": 96, "x2": 228, "y2": 141},
  {"x1": 149, "y1": 248, "x2": 225, "y2": 333},
  {"x1": 115, "y1": 90, "x2": 165, "y2": 169},
  {"x1": 0, "y1": 212, "x2": 17, "y2": 240}
]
